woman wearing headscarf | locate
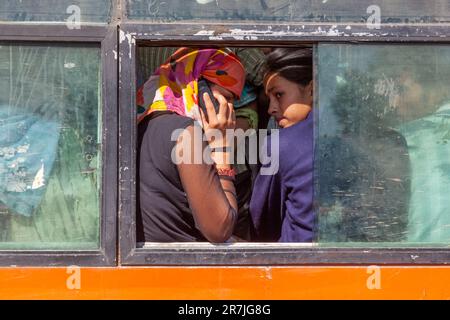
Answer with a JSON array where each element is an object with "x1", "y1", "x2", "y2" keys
[{"x1": 136, "y1": 47, "x2": 246, "y2": 243}]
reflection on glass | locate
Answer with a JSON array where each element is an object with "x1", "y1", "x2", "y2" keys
[
  {"x1": 0, "y1": 0, "x2": 111, "y2": 23},
  {"x1": 127, "y1": 0, "x2": 450, "y2": 23},
  {"x1": 317, "y1": 44, "x2": 450, "y2": 244},
  {"x1": 0, "y1": 44, "x2": 101, "y2": 249}
]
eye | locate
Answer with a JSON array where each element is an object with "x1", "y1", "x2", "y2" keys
[{"x1": 275, "y1": 92, "x2": 283, "y2": 99}]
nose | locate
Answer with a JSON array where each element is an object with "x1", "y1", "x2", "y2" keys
[{"x1": 267, "y1": 100, "x2": 277, "y2": 116}]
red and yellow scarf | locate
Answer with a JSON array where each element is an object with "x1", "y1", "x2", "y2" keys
[{"x1": 137, "y1": 47, "x2": 245, "y2": 123}]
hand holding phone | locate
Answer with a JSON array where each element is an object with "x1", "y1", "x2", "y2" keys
[
  {"x1": 198, "y1": 79, "x2": 221, "y2": 120},
  {"x1": 196, "y1": 79, "x2": 236, "y2": 149}
]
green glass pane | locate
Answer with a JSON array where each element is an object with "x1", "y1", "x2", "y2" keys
[
  {"x1": 0, "y1": 0, "x2": 111, "y2": 23},
  {"x1": 127, "y1": 0, "x2": 450, "y2": 23},
  {"x1": 316, "y1": 44, "x2": 450, "y2": 245},
  {"x1": 0, "y1": 44, "x2": 101, "y2": 250}
]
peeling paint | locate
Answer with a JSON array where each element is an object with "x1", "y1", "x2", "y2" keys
[
  {"x1": 119, "y1": 29, "x2": 136, "y2": 59},
  {"x1": 187, "y1": 24, "x2": 422, "y2": 40},
  {"x1": 203, "y1": 27, "x2": 349, "y2": 38},
  {"x1": 151, "y1": 25, "x2": 440, "y2": 41},
  {"x1": 326, "y1": 25, "x2": 343, "y2": 36},
  {"x1": 351, "y1": 32, "x2": 376, "y2": 37},
  {"x1": 119, "y1": 29, "x2": 126, "y2": 43},
  {"x1": 194, "y1": 30, "x2": 215, "y2": 36},
  {"x1": 112, "y1": 50, "x2": 118, "y2": 60}
]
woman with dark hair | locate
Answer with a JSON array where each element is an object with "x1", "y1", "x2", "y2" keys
[
  {"x1": 136, "y1": 48, "x2": 245, "y2": 243},
  {"x1": 249, "y1": 48, "x2": 315, "y2": 242}
]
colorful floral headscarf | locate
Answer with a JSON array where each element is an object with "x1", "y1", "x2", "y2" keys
[{"x1": 137, "y1": 48, "x2": 246, "y2": 123}]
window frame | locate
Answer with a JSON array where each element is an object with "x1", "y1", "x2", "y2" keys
[
  {"x1": 119, "y1": 20, "x2": 450, "y2": 266},
  {"x1": 0, "y1": 24, "x2": 118, "y2": 267},
  {"x1": 2, "y1": 1, "x2": 450, "y2": 267}
]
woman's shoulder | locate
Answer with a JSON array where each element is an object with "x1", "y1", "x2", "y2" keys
[
  {"x1": 138, "y1": 112, "x2": 196, "y2": 156},
  {"x1": 139, "y1": 112, "x2": 194, "y2": 136},
  {"x1": 271, "y1": 125, "x2": 312, "y2": 152},
  {"x1": 274, "y1": 117, "x2": 314, "y2": 174},
  {"x1": 150, "y1": 111, "x2": 194, "y2": 129}
]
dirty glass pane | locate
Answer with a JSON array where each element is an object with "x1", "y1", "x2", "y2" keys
[
  {"x1": 316, "y1": 44, "x2": 450, "y2": 245},
  {"x1": 0, "y1": 43, "x2": 101, "y2": 250},
  {"x1": 127, "y1": 0, "x2": 450, "y2": 23},
  {"x1": 0, "y1": 0, "x2": 111, "y2": 23}
]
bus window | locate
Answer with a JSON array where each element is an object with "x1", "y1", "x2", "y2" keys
[
  {"x1": 317, "y1": 44, "x2": 450, "y2": 245},
  {"x1": 136, "y1": 46, "x2": 269, "y2": 243},
  {"x1": 135, "y1": 44, "x2": 450, "y2": 247},
  {"x1": 127, "y1": 0, "x2": 450, "y2": 24},
  {"x1": 0, "y1": 0, "x2": 112, "y2": 23},
  {"x1": 0, "y1": 43, "x2": 101, "y2": 250}
]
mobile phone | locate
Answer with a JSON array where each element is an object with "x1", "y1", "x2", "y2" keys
[{"x1": 198, "y1": 79, "x2": 220, "y2": 120}]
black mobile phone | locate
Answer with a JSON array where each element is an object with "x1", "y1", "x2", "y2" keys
[{"x1": 198, "y1": 79, "x2": 220, "y2": 119}]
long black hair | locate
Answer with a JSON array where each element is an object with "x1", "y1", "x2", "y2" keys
[{"x1": 265, "y1": 48, "x2": 313, "y2": 87}]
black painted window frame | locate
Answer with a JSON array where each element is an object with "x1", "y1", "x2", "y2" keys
[
  {"x1": 1, "y1": 1, "x2": 449, "y2": 267},
  {"x1": 118, "y1": 19, "x2": 450, "y2": 266}
]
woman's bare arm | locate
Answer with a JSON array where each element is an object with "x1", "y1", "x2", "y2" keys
[{"x1": 176, "y1": 125, "x2": 237, "y2": 243}]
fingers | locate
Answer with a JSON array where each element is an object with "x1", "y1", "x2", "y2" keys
[
  {"x1": 227, "y1": 102, "x2": 236, "y2": 129},
  {"x1": 198, "y1": 105, "x2": 208, "y2": 130},
  {"x1": 213, "y1": 91, "x2": 230, "y2": 122},
  {"x1": 202, "y1": 90, "x2": 236, "y2": 131},
  {"x1": 204, "y1": 91, "x2": 230, "y2": 129},
  {"x1": 203, "y1": 92, "x2": 217, "y2": 126}
]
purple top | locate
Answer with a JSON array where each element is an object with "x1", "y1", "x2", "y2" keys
[{"x1": 249, "y1": 112, "x2": 315, "y2": 242}]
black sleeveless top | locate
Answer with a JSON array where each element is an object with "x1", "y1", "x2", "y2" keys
[{"x1": 137, "y1": 112, "x2": 207, "y2": 242}]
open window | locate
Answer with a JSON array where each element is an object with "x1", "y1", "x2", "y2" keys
[
  {"x1": 121, "y1": 43, "x2": 450, "y2": 265},
  {"x1": 119, "y1": 0, "x2": 450, "y2": 266}
]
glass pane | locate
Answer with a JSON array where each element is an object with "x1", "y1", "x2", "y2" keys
[
  {"x1": 316, "y1": 44, "x2": 450, "y2": 246},
  {"x1": 0, "y1": 43, "x2": 101, "y2": 250},
  {"x1": 127, "y1": 0, "x2": 450, "y2": 23},
  {"x1": 0, "y1": 0, "x2": 111, "y2": 23}
]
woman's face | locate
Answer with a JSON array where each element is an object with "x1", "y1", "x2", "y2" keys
[{"x1": 264, "y1": 73, "x2": 313, "y2": 128}]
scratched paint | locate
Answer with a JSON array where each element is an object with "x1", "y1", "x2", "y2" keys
[{"x1": 119, "y1": 30, "x2": 136, "y2": 59}]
